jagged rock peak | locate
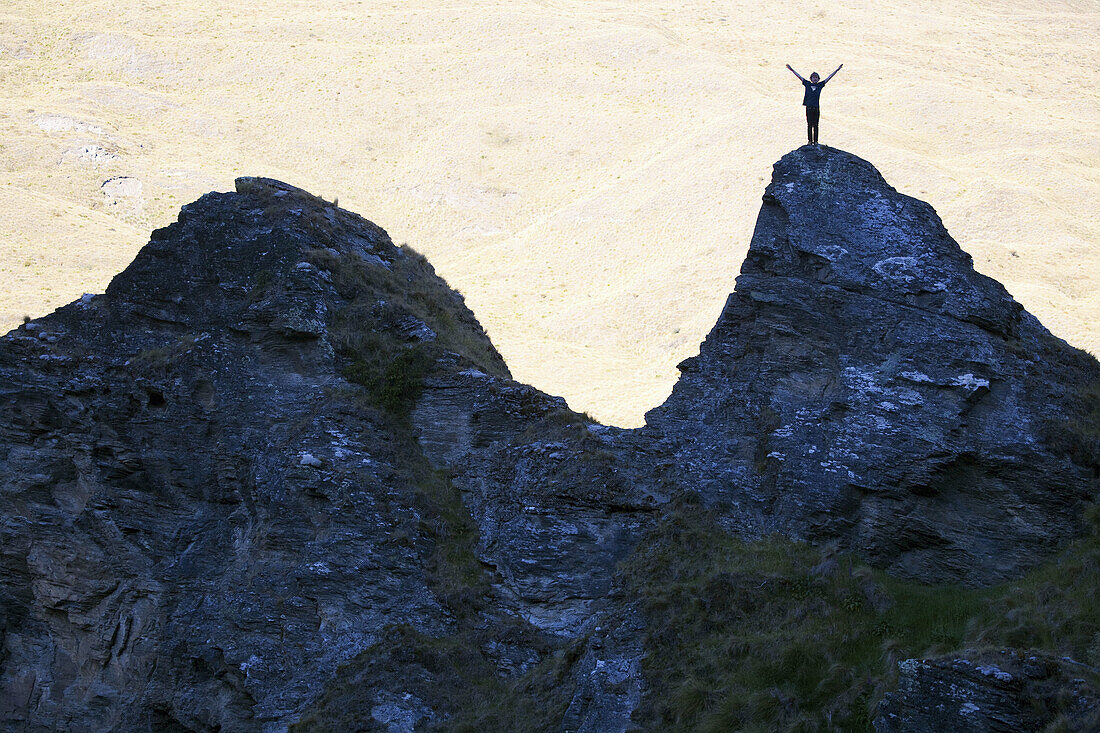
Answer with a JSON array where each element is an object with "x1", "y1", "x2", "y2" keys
[
  {"x1": 92, "y1": 176, "x2": 508, "y2": 378},
  {"x1": 744, "y1": 146, "x2": 1024, "y2": 337},
  {"x1": 0, "y1": 177, "x2": 518, "y2": 731},
  {"x1": 108, "y1": 177, "x2": 393, "y2": 327},
  {"x1": 647, "y1": 145, "x2": 1098, "y2": 585}
]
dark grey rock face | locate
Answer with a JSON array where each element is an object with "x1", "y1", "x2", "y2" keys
[
  {"x1": 0, "y1": 178, "x2": 508, "y2": 731},
  {"x1": 414, "y1": 373, "x2": 665, "y2": 634},
  {"x1": 2, "y1": 150, "x2": 1097, "y2": 731},
  {"x1": 874, "y1": 651, "x2": 1100, "y2": 732},
  {"x1": 411, "y1": 373, "x2": 667, "y2": 729},
  {"x1": 645, "y1": 145, "x2": 1097, "y2": 585}
]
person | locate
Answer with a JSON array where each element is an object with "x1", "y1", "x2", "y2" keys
[{"x1": 786, "y1": 63, "x2": 842, "y2": 145}]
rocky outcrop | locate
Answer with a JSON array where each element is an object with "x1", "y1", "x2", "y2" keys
[
  {"x1": 646, "y1": 146, "x2": 1098, "y2": 585},
  {"x1": 0, "y1": 178, "x2": 516, "y2": 730},
  {"x1": 413, "y1": 372, "x2": 666, "y2": 634},
  {"x1": 410, "y1": 370, "x2": 667, "y2": 729},
  {"x1": 875, "y1": 651, "x2": 1100, "y2": 731},
  {"x1": 1, "y1": 149, "x2": 1097, "y2": 731}
]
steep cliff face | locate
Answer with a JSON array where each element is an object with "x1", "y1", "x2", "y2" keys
[
  {"x1": 646, "y1": 146, "x2": 1098, "y2": 585},
  {"x1": 0, "y1": 178, "x2": 518, "y2": 730},
  {"x1": 1, "y1": 151, "x2": 1097, "y2": 731}
]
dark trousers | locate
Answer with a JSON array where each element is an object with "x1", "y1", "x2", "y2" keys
[{"x1": 806, "y1": 106, "x2": 820, "y2": 144}]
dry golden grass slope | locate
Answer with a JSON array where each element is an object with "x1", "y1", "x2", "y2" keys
[{"x1": 2, "y1": 0, "x2": 1097, "y2": 426}]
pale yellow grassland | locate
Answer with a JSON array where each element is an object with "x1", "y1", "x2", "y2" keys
[{"x1": 1, "y1": 0, "x2": 1097, "y2": 426}]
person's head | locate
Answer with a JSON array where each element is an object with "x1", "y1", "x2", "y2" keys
[{"x1": 810, "y1": 72, "x2": 820, "y2": 83}]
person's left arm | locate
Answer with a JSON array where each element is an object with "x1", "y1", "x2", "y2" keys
[
  {"x1": 786, "y1": 64, "x2": 806, "y2": 82},
  {"x1": 823, "y1": 63, "x2": 843, "y2": 83}
]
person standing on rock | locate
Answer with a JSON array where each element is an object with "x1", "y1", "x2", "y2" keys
[{"x1": 786, "y1": 63, "x2": 842, "y2": 145}]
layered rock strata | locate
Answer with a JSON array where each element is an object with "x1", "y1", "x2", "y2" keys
[{"x1": 875, "y1": 651, "x2": 1100, "y2": 732}]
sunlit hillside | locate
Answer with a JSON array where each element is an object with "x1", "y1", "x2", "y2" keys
[{"x1": 2, "y1": 0, "x2": 1097, "y2": 426}]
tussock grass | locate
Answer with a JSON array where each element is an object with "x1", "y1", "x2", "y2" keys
[
  {"x1": 130, "y1": 333, "x2": 196, "y2": 370},
  {"x1": 308, "y1": 244, "x2": 508, "y2": 384},
  {"x1": 1039, "y1": 357, "x2": 1100, "y2": 477},
  {"x1": 623, "y1": 493, "x2": 1100, "y2": 732},
  {"x1": 341, "y1": 333, "x2": 433, "y2": 417},
  {"x1": 412, "y1": 465, "x2": 487, "y2": 620},
  {"x1": 300, "y1": 234, "x2": 508, "y2": 417},
  {"x1": 963, "y1": 503, "x2": 1100, "y2": 663}
]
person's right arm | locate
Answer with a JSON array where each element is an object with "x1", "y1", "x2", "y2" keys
[{"x1": 786, "y1": 64, "x2": 805, "y2": 82}]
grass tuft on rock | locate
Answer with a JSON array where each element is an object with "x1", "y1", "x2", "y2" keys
[
  {"x1": 342, "y1": 335, "x2": 433, "y2": 416},
  {"x1": 308, "y1": 244, "x2": 509, "y2": 383},
  {"x1": 1042, "y1": 378, "x2": 1100, "y2": 477},
  {"x1": 412, "y1": 465, "x2": 488, "y2": 619},
  {"x1": 303, "y1": 238, "x2": 509, "y2": 419},
  {"x1": 1036, "y1": 340, "x2": 1100, "y2": 477}
]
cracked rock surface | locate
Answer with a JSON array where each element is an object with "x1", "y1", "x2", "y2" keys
[{"x1": 875, "y1": 650, "x2": 1100, "y2": 732}]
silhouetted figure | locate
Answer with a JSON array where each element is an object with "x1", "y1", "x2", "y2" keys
[{"x1": 786, "y1": 64, "x2": 842, "y2": 145}]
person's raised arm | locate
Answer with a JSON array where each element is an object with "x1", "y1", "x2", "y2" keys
[
  {"x1": 786, "y1": 64, "x2": 805, "y2": 82},
  {"x1": 823, "y1": 63, "x2": 843, "y2": 83}
]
